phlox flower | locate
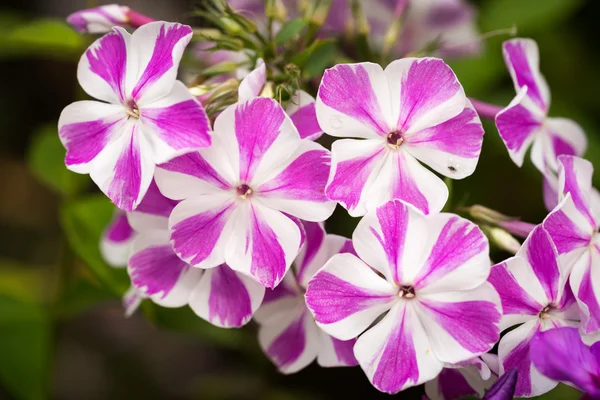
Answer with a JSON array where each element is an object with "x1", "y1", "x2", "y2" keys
[
  {"x1": 495, "y1": 38, "x2": 586, "y2": 208},
  {"x1": 67, "y1": 4, "x2": 154, "y2": 34},
  {"x1": 100, "y1": 209, "x2": 134, "y2": 267},
  {"x1": 487, "y1": 225, "x2": 579, "y2": 397},
  {"x1": 254, "y1": 222, "x2": 358, "y2": 374},
  {"x1": 125, "y1": 181, "x2": 265, "y2": 327},
  {"x1": 424, "y1": 355, "x2": 499, "y2": 400},
  {"x1": 154, "y1": 97, "x2": 335, "y2": 289},
  {"x1": 316, "y1": 58, "x2": 484, "y2": 216},
  {"x1": 543, "y1": 155, "x2": 600, "y2": 337},
  {"x1": 58, "y1": 22, "x2": 211, "y2": 211},
  {"x1": 305, "y1": 199, "x2": 501, "y2": 394},
  {"x1": 531, "y1": 327, "x2": 600, "y2": 398}
]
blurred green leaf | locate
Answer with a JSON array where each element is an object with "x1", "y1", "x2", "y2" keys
[
  {"x1": 0, "y1": 295, "x2": 50, "y2": 400},
  {"x1": 27, "y1": 124, "x2": 88, "y2": 197},
  {"x1": 290, "y1": 38, "x2": 335, "y2": 70},
  {"x1": 60, "y1": 195, "x2": 129, "y2": 295},
  {"x1": 275, "y1": 18, "x2": 307, "y2": 45},
  {"x1": 537, "y1": 383, "x2": 581, "y2": 399},
  {"x1": 55, "y1": 277, "x2": 115, "y2": 319},
  {"x1": 301, "y1": 40, "x2": 337, "y2": 78},
  {"x1": 0, "y1": 260, "x2": 47, "y2": 304}
]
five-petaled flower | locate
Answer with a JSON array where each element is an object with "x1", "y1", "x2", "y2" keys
[
  {"x1": 305, "y1": 199, "x2": 501, "y2": 394},
  {"x1": 543, "y1": 155, "x2": 600, "y2": 338},
  {"x1": 254, "y1": 222, "x2": 358, "y2": 374},
  {"x1": 488, "y1": 225, "x2": 580, "y2": 397},
  {"x1": 154, "y1": 97, "x2": 335, "y2": 289},
  {"x1": 316, "y1": 58, "x2": 484, "y2": 216},
  {"x1": 58, "y1": 21, "x2": 211, "y2": 211}
]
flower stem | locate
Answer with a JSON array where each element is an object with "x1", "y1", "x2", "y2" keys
[{"x1": 469, "y1": 98, "x2": 503, "y2": 121}]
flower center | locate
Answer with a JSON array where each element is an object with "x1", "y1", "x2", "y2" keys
[
  {"x1": 539, "y1": 305, "x2": 553, "y2": 319},
  {"x1": 387, "y1": 131, "x2": 404, "y2": 148},
  {"x1": 126, "y1": 101, "x2": 140, "y2": 119},
  {"x1": 237, "y1": 184, "x2": 253, "y2": 199},
  {"x1": 398, "y1": 285, "x2": 415, "y2": 299}
]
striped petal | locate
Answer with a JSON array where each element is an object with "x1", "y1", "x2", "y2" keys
[
  {"x1": 100, "y1": 209, "x2": 134, "y2": 267},
  {"x1": 286, "y1": 90, "x2": 323, "y2": 141},
  {"x1": 570, "y1": 248, "x2": 600, "y2": 335},
  {"x1": 237, "y1": 59, "x2": 266, "y2": 102},
  {"x1": 67, "y1": 5, "x2": 130, "y2": 34},
  {"x1": 316, "y1": 333, "x2": 358, "y2": 368}
]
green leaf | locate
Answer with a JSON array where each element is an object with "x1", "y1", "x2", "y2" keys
[
  {"x1": 298, "y1": 40, "x2": 337, "y2": 78},
  {"x1": 290, "y1": 38, "x2": 335, "y2": 69},
  {"x1": 60, "y1": 195, "x2": 129, "y2": 295},
  {"x1": 27, "y1": 124, "x2": 88, "y2": 197},
  {"x1": 0, "y1": 295, "x2": 50, "y2": 400},
  {"x1": 274, "y1": 18, "x2": 307, "y2": 45},
  {"x1": 55, "y1": 278, "x2": 115, "y2": 319},
  {"x1": 480, "y1": 0, "x2": 584, "y2": 33}
]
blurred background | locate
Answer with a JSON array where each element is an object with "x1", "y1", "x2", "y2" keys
[{"x1": 0, "y1": 0, "x2": 598, "y2": 399}]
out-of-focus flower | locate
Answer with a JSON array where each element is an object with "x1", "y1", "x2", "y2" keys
[
  {"x1": 126, "y1": 181, "x2": 265, "y2": 327},
  {"x1": 154, "y1": 97, "x2": 335, "y2": 288},
  {"x1": 305, "y1": 199, "x2": 500, "y2": 394},
  {"x1": 531, "y1": 327, "x2": 600, "y2": 398},
  {"x1": 58, "y1": 22, "x2": 211, "y2": 211},
  {"x1": 543, "y1": 156, "x2": 600, "y2": 337},
  {"x1": 254, "y1": 222, "x2": 358, "y2": 373},
  {"x1": 424, "y1": 355, "x2": 498, "y2": 400},
  {"x1": 316, "y1": 58, "x2": 483, "y2": 216},
  {"x1": 100, "y1": 209, "x2": 134, "y2": 267},
  {"x1": 67, "y1": 4, "x2": 155, "y2": 34},
  {"x1": 487, "y1": 225, "x2": 580, "y2": 397}
]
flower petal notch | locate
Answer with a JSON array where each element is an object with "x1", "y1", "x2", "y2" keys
[
  {"x1": 254, "y1": 222, "x2": 358, "y2": 374},
  {"x1": 155, "y1": 97, "x2": 335, "y2": 288},
  {"x1": 58, "y1": 22, "x2": 211, "y2": 211},
  {"x1": 316, "y1": 58, "x2": 483, "y2": 216},
  {"x1": 488, "y1": 225, "x2": 580, "y2": 397},
  {"x1": 305, "y1": 200, "x2": 501, "y2": 394}
]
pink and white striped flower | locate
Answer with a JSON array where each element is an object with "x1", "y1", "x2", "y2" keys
[
  {"x1": 495, "y1": 39, "x2": 586, "y2": 175},
  {"x1": 58, "y1": 22, "x2": 211, "y2": 212},
  {"x1": 543, "y1": 156, "x2": 600, "y2": 336},
  {"x1": 67, "y1": 4, "x2": 154, "y2": 34},
  {"x1": 305, "y1": 200, "x2": 501, "y2": 394},
  {"x1": 488, "y1": 225, "x2": 579, "y2": 397},
  {"x1": 424, "y1": 355, "x2": 499, "y2": 400},
  {"x1": 254, "y1": 222, "x2": 358, "y2": 374},
  {"x1": 100, "y1": 209, "x2": 135, "y2": 267},
  {"x1": 316, "y1": 58, "x2": 484, "y2": 216},
  {"x1": 126, "y1": 181, "x2": 265, "y2": 327},
  {"x1": 154, "y1": 97, "x2": 335, "y2": 289}
]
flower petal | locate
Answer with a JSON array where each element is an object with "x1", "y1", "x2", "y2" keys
[
  {"x1": 502, "y1": 38, "x2": 551, "y2": 113},
  {"x1": 128, "y1": 180, "x2": 177, "y2": 232},
  {"x1": 316, "y1": 62, "x2": 392, "y2": 138},
  {"x1": 296, "y1": 231, "x2": 353, "y2": 289},
  {"x1": 128, "y1": 22, "x2": 193, "y2": 104},
  {"x1": 317, "y1": 333, "x2": 358, "y2": 368},
  {"x1": 403, "y1": 101, "x2": 484, "y2": 179},
  {"x1": 77, "y1": 27, "x2": 130, "y2": 103},
  {"x1": 168, "y1": 193, "x2": 236, "y2": 268},
  {"x1": 353, "y1": 302, "x2": 443, "y2": 394},
  {"x1": 67, "y1": 5, "x2": 130, "y2": 34},
  {"x1": 425, "y1": 368, "x2": 481, "y2": 400},
  {"x1": 305, "y1": 253, "x2": 397, "y2": 341},
  {"x1": 189, "y1": 264, "x2": 265, "y2": 328},
  {"x1": 100, "y1": 210, "x2": 134, "y2": 267},
  {"x1": 417, "y1": 283, "x2": 502, "y2": 364},
  {"x1": 543, "y1": 173, "x2": 559, "y2": 212},
  {"x1": 256, "y1": 140, "x2": 335, "y2": 221},
  {"x1": 570, "y1": 249, "x2": 600, "y2": 335},
  {"x1": 238, "y1": 59, "x2": 266, "y2": 102},
  {"x1": 543, "y1": 118, "x2": 587, "y2": 172},
  {"x1": 482, "y1": 369, "x2": 518, "y2": 400},
  {"x1": 557, "y1": 155, "x2": 598, "y2": 230},
  {"x1": 58, "y1": 100, "x2": 127, "y2": 173},
  {"x1": 286, "y1": 90, "x2": 323, "y2": 141},
  {"x1": 225, "y1": 202, "x2": 301, "y2": 288},
  {"x1": 385, "y1": 57, "x2": 466, "y2": 134},
  {"x1": 140, "y1": 80, "x2": 211, "y2": 164}
]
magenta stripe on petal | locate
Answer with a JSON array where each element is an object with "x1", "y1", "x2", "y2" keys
[
  {"x1": 372, "y1": 305, "x2": 419, "y2": 393},
  {"x1": 414, "y1": 216, "x2": 487, "y2": 289},
  {"x1": 105, "y1": 212, "x2": 134, "y2": 242},
  {"x1": 262, "y1": 281, "x2": 298, "y2": 304},
  {"x1": 578, "y1": 260, "x2": 600, "y2": 334},
  {"x1": 525, "y1": 227, "x2": 560, "y2": 303},
  {"x1": 86, "y1": 30, "x2": 127, "y2": 101},
  {"x1": 561, "y1": 156, "x2": 597, "y2": 230},
  {"x1": 437, "y1": 368, "x2": 478, "y2": 400},
  {"x1": 551, "y1": 134, "x2": 577, "y2": 158},
  {"x1": 420, "y1": 299, "x2": 501, "y2": 354},
  {"x1": 397, "y1": 58, "x2": 461, "y2": 132},
  {"x1": 129, "y1": 244, "x2": 189, "y2": 298},
  {"x1": 371, "y1": 200, "x2": 409, "y2": 284},
  {"x1": 296, "y1": 222, "x2": 325, "y2": 284},
  {"x1": 290, "y1": 103, "x2": 322, "y2": 140},
  {"x1": 208, "y1": 265, "x2": 253, "y2": 327},
  {"x1": 503, "y1": 325, "x2": 538, "y2": 396},
  {"x1": 544, "y1": 209, "x2": 590, "y2": 255},
  {"x1": 143, "y1": 99, "x2": 211, "y2": 149},
  {"x1": 496, "y1": 102, "x2": 540, "y2": 157},
  {"x1": 488, "y1": 263, "x2": 542, "y2": 316},
  {"x1": 159, "y1": 152, "x2": 230, "y2": 190},
  {"x1": 235, "y1": 98, "x2": 285, "y2": 182},
  {"x1": 61, "y1": 118, "x2": 121, "y2": 167},
  {"x1": 258, "y1": 150, "x2": 330, "y2": 202},
  {"x1": 391, "y1": 152, "x2": 430, "y2": 214},
  {"x1": 266, "y1": 311, "x2": 307, "y2": 370},
  {"x1": 319, "y1": 64, "x2": 389, "y2": 135},
  {"x1": 171, "y1": 202, "x2": 234, "y2": 265},
  {"x1": 135, "y1": 180, "x2": 178, "y2": 217},
  {"x1": 305, "y1": 271, "x2": 393, "y2": 324},
  {"x1": 503, "y1": 40, "x2": 547, "y2": 112},
  {"x1": 331, "y1": 337, "x2": 358, "y2": 366},
  {"x1": 108, "y1": 130, "x2": 143, "y2": 211},
  {"x1": 249, "y1": 205, "x2": 288, "y2": 288},
  {"x1": 131, "y1": 24, "x2": 192, "y2": 100}
]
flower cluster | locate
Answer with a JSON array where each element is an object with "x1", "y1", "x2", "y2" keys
[{"x1": 62, "y1": 1, "x2": 598, "y2": 399}]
